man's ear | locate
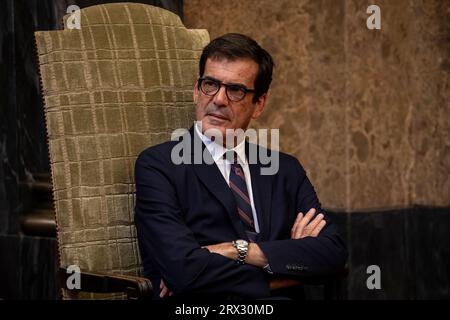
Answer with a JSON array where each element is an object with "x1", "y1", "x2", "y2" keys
[
  {"x1": 251, "y1": 92, "x2": 267, "y2": 119},
  {"x1": 193, "y1": 80, "x2": 199, "y2": 104}
]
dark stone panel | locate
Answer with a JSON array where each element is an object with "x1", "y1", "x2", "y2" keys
[
  {"x1": 327, "y1": 206, "x2": 450, "y2": 300},
  {"x1": 19, "y1": 235, "x2": 59, "y2": 299},
  {"x1": 348, "y1": 209, "x2": 413, "y2": 299},
  {"x1": 14, "y1": 0, "x2": 58, "y2": 175},
  {"x1": 407, "y1": 206, "x2": 450, "y2": 299},
  {"x1": 0, "y1": 234, "x2": 58, "y2": 300},
  {"x1": 0, "y1": 0, "x2": 19, "y2": 235},
  {"x1": 0, "y1": 161, "x2": 10, "y2": 235},
  {"x1": 0, "y1": 235, "x2": 21, "y2": 299}
]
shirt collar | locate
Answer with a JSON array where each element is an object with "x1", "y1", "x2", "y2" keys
[{"x1": 194, "y1": 122, "x2": 247, "y2": 164}]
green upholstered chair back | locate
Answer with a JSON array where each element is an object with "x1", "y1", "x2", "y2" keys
[{"x1": 34, "y1": 3, "x2": 209, "y2": 298}]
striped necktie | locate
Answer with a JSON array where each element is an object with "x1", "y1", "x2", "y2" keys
[{"x1": 226, "y1": 151, "x2": 256, "y2": 233}]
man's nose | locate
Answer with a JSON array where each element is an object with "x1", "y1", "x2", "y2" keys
[{"x1": 213, "y1": 85, "x2": 229, "y2": 106}]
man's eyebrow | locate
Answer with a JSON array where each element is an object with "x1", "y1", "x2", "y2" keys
[{"x1": 203, "y1": 76, "x2": 248, "y2": 88}]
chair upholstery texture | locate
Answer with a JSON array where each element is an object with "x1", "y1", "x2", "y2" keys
[{"x1": 34, "y1": 2, "x2": 209, "y2": 298}]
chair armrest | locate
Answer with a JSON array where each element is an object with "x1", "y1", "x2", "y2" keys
[
  {"x1": 59, "y1": 267, "x2": 153, "y2": 300},
  {"x1": 270, "y1": 278, "x2": 302, "y2": 290}
]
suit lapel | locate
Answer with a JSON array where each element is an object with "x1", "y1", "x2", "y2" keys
[{"x1": 189, "y1": 127, "x2": 248, "y2": 240}]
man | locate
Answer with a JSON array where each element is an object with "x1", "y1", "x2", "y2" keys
[{"x1": 135, "y1": 33, "x2": 347, "y2": 300}]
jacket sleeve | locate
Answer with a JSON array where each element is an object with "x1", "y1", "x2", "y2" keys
[
  {"x1": 257, "y1": 158, "x2": 348, "y2": 277},
  {"x1": 134, "y1": 148, "x2": 270, "y2": 298}
]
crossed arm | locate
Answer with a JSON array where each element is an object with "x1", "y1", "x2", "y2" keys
[
  {"x1": 206, "y1": 208, "x2": 326, "y2": 266},
  {"x1": 159, "y1": 208, "x2": 326, "y2": 298}
]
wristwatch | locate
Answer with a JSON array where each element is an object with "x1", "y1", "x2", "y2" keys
[{"x1": 232, "y1": 239, "x2": 249, "y2": 264}]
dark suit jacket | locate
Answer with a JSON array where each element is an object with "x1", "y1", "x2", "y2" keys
[{"x1": 135, "y1": 126, "x2": 347, "y2": 299}]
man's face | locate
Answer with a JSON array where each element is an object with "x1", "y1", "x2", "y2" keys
[{"x1": 194, "y1": 57, "x2": 266, "y2": 139}]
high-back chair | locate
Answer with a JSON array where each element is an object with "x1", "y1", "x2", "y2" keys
[{"x1": 34, "y1": 3, "x2": 209, "y2": 299}]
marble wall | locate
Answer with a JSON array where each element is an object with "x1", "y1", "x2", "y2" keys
[
  {"x1": 184, "y1": 0, "x2": 450, "y2": 210},
  {"x1": 184, "y1": 0, "x2": 450, "y2": 299}
]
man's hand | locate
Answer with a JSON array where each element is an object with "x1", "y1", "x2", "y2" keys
[
  {"x1": 159, "y1": 279, "x2": 174, "y2": 298},
  {"x1": 291, "y1": 208, "x2": 326, "y2": 239}
]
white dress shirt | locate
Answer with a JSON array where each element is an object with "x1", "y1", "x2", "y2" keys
[{"x1": 195, "y1": 123, "x2": 260, "y2": 233}]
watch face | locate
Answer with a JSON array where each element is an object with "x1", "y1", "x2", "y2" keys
[{"x1": 236, "y1": 240, "x2": 248, "y2": 246}]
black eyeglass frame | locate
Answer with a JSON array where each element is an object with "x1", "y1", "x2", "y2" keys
[{"x1": 198, "y1": 76, "x2": 256, "y2": 102}]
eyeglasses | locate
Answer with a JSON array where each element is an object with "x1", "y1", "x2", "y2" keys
[{"x1": 198, "y1": 77, "x2": 255, "y2": 102}]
